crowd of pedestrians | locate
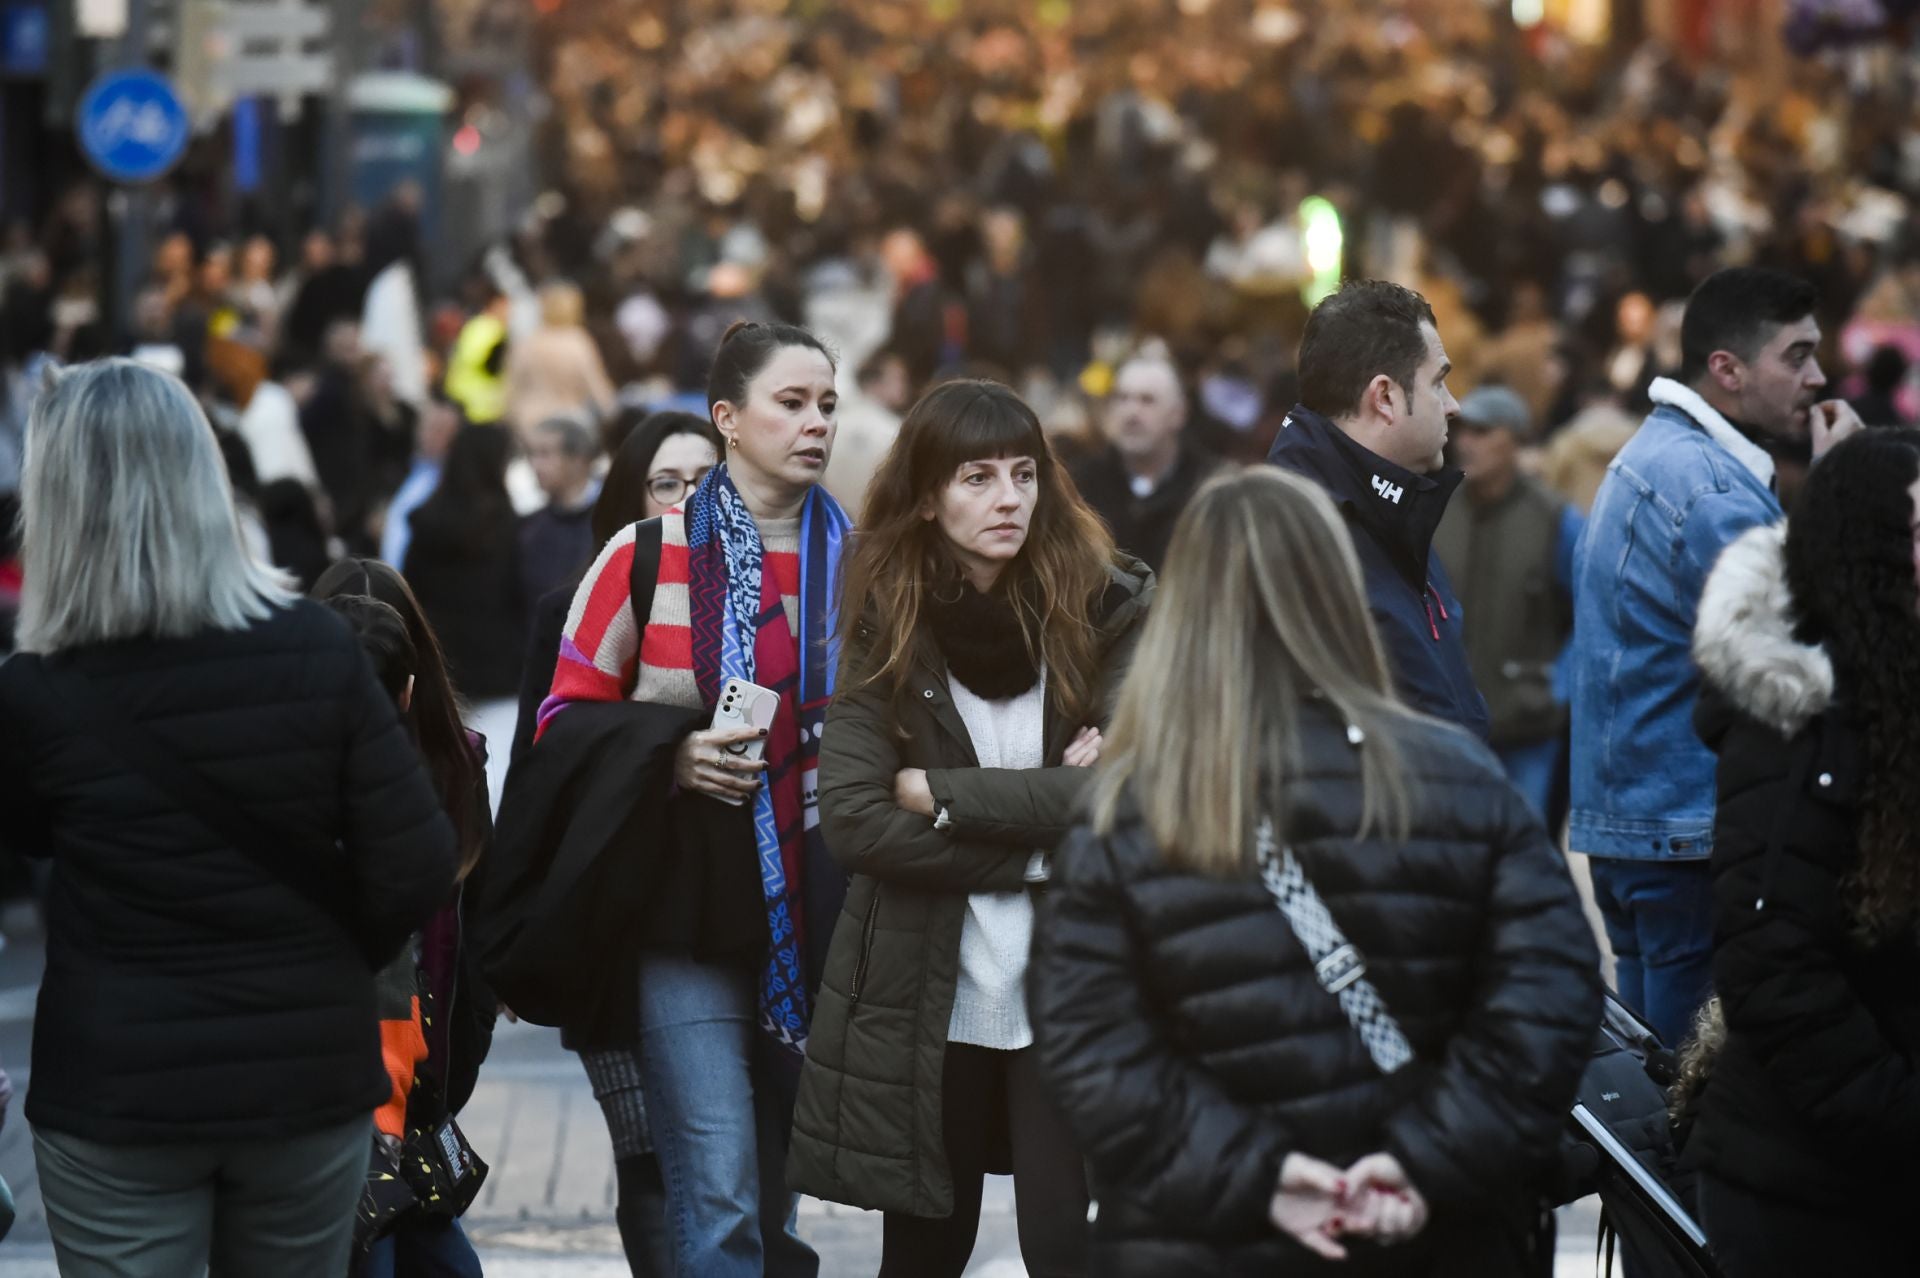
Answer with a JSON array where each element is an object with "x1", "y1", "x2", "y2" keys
[
  {"x1": 6, "y1": 7, "x2": 1920, "y2": 664},
  {"x1": 522, "y1": 0, "x2": 1920, "y2": 457},
  {"x1": 1, "y1": 7, "x2": 1919, "y2": 1278},
  {"x1": 3, "y1": 247, "x2": 1915, "y2": 1277}
]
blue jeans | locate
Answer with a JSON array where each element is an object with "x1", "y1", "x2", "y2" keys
[
  {"x1": 637, "y1": 952, "x2": 817, "y2": 1278},
  {"x1": 1588, "y1": 857, "x2": 1715, "y2": 1049},
  {"x1": 359, "y1": 1218, "x2": 483, "y2": 1278},
  {"x1": 1497, "y1": 737, "x2": 1562, "y2": 823}
]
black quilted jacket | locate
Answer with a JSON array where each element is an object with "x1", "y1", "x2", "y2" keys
[
  {"x1": 0, "y1": 600, "x2": 457, "y2": 1144},
  {"x1": 1684, "y1": 523, "x2": 1920, "y2": 1212},
  {"x1": 1028, "y1": 703, "x2": 1600, "y2": 1277}
]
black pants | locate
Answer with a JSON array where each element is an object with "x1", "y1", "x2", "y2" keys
[
  {"x1": 878, "y1": 1043, "x2": 1089, "y2": 1278},
  {"x1": 1698, "y1": 1174, "x2": 1909, "y2": 1277}
]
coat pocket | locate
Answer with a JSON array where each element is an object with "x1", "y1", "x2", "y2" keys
[{"x1": 849, "y1": 883, "x2": 882, "y2": 1005}]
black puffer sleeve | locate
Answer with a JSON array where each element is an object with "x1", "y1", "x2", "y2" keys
[
  {"x1": 0, "y1": 661, "x2": 52, "y2": 859},
  {"x1": 1381, "y1": 778, "x2": 1601, "y2": 1209},
  {"x1": 1030, "y1": 824, "x2": 1292, "y2": 1237},
  {"x1": 1708, "y1": 723, "x2": 1920, "y2": 1158}
]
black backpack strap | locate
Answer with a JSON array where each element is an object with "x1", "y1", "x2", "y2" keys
[
  {"x1": 626, "y1": 516, "x2": 665, "y2": 641},
  {"x1": 509, "y1": 516, "x2": 668, "y2": 767},
  {"x1": 37, "y1": 660, "x2": 356, "y2": 933}
]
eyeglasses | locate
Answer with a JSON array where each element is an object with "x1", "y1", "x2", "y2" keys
[{"x1": 647, "y1": 469, "x2": 712, "y2": 506}]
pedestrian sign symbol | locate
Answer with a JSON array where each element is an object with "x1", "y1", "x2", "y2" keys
[{"x1": 76, "y1": 68, "x2": 191, "y2": 185}]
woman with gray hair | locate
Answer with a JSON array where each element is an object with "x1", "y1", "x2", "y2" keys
[{"x1": 0, "y1": 359, "x2": 458, "y2": 1277}]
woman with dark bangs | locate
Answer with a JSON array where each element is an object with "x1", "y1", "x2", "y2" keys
[
  {"x1": 789, "y1": 379, "x2": 1154, "y2": 1277},
  {"x1": 1685, "y1": 427, "x2": 1920, "y2": 1274}
]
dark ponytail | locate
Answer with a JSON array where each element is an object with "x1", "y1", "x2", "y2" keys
[
  {"x1": 322, "y1": 594, "x2": 418, "y2": 705},
  {"x1": 706, "y1": 320, "x2": 835, "y2": 415},
  {"x1": 310, "y1": 557, "x2": 487, "y2": 883}
]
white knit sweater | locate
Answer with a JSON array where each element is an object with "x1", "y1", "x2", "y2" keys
[{"x1": 945, "y1": 670, "x2": 1045, "y2": 1050}]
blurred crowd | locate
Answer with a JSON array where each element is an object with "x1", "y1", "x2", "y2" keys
[
  {"x1": 6, "y1": 0, "x2": 1920, "y2": 665},
  {"x1": 4, "y1": 6, "x2": 1920, "y2": 1272},
  {"x1": 531, "y1": 0, "x2": 1920, "y2": 440}
]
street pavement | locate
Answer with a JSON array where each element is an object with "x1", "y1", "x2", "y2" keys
[{"x1": 0, "y1": 696, "x2": 1610, "y2": 1274}]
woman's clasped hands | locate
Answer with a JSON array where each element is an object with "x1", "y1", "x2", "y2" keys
[{"x1": 1269, "y1": 1152, "x2": 1430, "y2": 1260}]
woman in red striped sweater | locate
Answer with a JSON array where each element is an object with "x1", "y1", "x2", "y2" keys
[{"x1": 542, "y1": 320, "x2": 850, "y2": 1278}]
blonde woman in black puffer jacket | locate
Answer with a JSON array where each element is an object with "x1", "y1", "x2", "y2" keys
[{"x1": 1029, "y1": 466, "x2": 1601, "y2": 1278}]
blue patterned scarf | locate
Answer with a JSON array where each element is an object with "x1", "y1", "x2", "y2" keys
[{"x1": 685, "y1": 464, "x2": 849, "y2": 1056}]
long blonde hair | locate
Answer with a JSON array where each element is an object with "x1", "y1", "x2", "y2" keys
[{"x1": 1089, "y1": 467, "x2": 1415, "y2": 874}]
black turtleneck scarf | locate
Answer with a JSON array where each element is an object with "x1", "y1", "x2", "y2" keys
[{"x1": 924, "y1": 576, "x2": 1042, "y2": 699}]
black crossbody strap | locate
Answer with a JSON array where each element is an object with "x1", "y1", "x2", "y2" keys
[{"x1": 44, "y1": 662, "x2": 357, "y2": 933}]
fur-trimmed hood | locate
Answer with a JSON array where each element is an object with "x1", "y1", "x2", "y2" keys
[{"x1": 1693, "y1": 522, "x2": 1834, "y2": 739}]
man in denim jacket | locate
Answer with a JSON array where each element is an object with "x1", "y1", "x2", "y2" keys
[{"x1": 1569, "y1": 268, "x2": 1862, "y2": 1048}]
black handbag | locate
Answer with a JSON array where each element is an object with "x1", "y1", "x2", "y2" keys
[
  {"x1": 354, "y1": 1141, "x2": 420, "y2": 1258},
  {"x1": 349, "y1": 1093, "x2": 490, "y2": 1254},
  {"x1": 1557, "y1": 992, "x2": 1724, "y2": 1278},
  {"x1": 397, "y1": 1079, "x2": 489, "y2": 1219}
]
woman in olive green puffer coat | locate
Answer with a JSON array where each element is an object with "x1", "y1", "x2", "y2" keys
[{"x1": 787, "y1": 379, "x2": 1153, "y2": 1278}]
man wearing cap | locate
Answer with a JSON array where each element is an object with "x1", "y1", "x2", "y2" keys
[
  {"x1": 1434, "y1": 385, "x2": 1582, "y2": 819},
  {"x1": 1269, "y1": 279, "x2": 1489, "y2": 739}
]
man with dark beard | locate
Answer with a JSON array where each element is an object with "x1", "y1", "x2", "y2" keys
[{"x1": 1568, "y1": 267, "x2": 1863, "y2": 1050}]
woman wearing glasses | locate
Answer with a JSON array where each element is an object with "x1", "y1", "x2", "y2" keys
[
  {"x1": 511, "y1": 411, "x2": 721, "y2": 760},
  {"x1": 506, "y1": 408, "x2": 720, "y2": 1275},
  {"x1": 636, "y1": 423, "x2": 722, "y2": 511}
]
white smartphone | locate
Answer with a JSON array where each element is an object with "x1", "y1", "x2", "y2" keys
[{"x1": 709, "y1": 677, "x2": 780, "y2": 806}]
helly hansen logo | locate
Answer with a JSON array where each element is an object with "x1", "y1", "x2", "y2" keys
[{"x1": 1371, "y1": 475, "x2": 1405, "y2": 504}]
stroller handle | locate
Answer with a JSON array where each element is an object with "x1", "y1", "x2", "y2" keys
[{"x1": 1571, "y1": 1103, "x2": 1709, "y2": 1248}]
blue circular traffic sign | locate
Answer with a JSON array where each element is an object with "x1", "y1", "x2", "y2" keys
[{"x1": 76, "y1": 69, "x2": 190, "y2": 184}]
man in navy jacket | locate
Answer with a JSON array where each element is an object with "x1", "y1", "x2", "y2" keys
[{"x1": 1268, "y1": 280, "x2": 1488, "y2": 739}]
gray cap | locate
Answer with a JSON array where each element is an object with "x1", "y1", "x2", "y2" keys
[{"x1": 1456, "y1": 385, "x2": 1532, "y2": 437}]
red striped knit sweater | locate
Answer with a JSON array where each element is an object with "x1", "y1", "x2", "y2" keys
[{"x1": 543, "y1": 510, "x2": 801, "y2": 723}]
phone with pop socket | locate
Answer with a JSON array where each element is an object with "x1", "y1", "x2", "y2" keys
[{"x1": 709, "y1": 677, "x2": 779, "y2": 806}]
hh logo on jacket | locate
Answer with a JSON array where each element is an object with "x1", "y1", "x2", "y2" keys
[{"x1": 1371, "y1": 475, "x2": 1405, "y2": 504}]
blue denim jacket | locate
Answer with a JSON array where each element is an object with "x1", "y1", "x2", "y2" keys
[{"x1": 1568, "y1": 396, "x2": 1780, "y2": 860}]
